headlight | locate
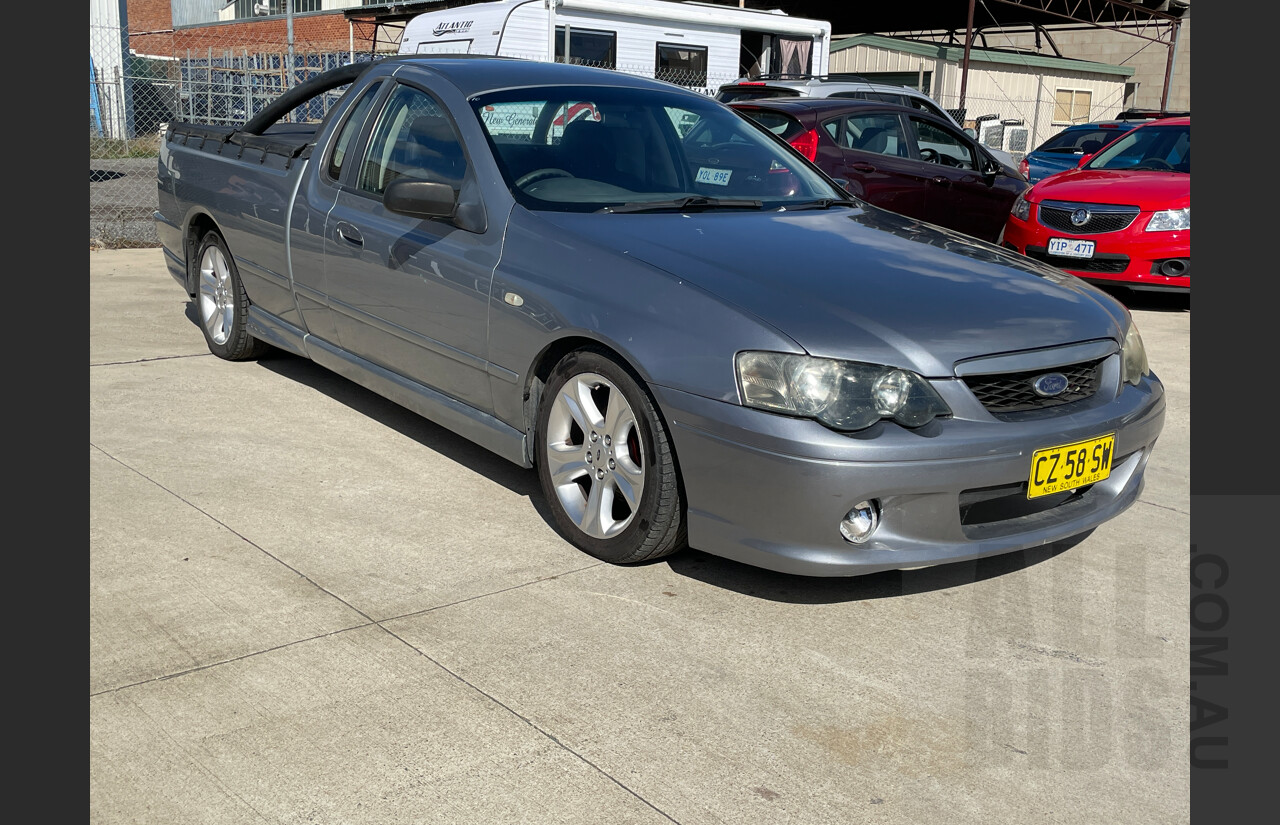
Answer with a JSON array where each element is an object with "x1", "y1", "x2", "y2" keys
[
  {"x1": 1010, "y1": 193, "x2": 1031, "y2": 222},
  {"x1": 1145, "y1": 207, "x2": 1190, "y2": 232},
  {"x1": 735, "y1": 351, "x2": 951, "y2": 431},
  {"x1": 1121, "y1": 316, "x2": 1150, "y2": 386}
]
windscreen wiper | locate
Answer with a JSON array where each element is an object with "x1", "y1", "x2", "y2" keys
[
  {"x1": 783, "y1": 198, "x2": 862, "y2": 211},
  {"x1": 600, "y1": 196, "x2": 764, "y2": 214}
]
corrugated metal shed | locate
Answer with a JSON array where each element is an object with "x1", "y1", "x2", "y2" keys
[{"x1": 830, "y1": 33, "x2": 1136, "y2": 160}]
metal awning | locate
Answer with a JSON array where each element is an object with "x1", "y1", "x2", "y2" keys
[{"x1": 728, "y1": 0, "x2": 1190, "y2": 111}]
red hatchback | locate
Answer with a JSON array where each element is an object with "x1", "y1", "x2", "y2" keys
[
  {"x1": 1003, "y1": 117, "x2": 1189, "y2": 293},
  {"x1": 729, "y1": 98, "x2": 1027, "y2": 244}
]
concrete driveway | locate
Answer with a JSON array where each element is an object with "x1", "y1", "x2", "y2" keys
[{"x1": 90, "y1": 248, "x2": 1190, "y2": 824}]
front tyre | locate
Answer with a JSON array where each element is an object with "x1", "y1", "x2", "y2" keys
[
  {"x1": 536, "y1": 349, "x2": 686, "y2": 565},
  {"x1": 195, "y1": 230, "x2": 269, "y2": 361}
]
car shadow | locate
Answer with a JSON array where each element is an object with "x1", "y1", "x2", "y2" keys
[
  {"x1": 659, "y1": 532, "x2": 1090, "y2": 604},
  {"x1": 243, "y1": 344, "x2": 547, "y2": 505},
  {"x1": 185, "y1": 302, "x2": 1094, "y2": 599},
  {"x1": 1092, "y1": 284, "x2": 1189, "y2": 313}
]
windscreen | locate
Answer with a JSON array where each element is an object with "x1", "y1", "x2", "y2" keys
[
  {"x1": 472, "y1": 85, "x2": 842, "y2": 212},
  {"x1": 1086, "y1": 123, "x2": 1190, "y2": 173},
  {"x1": 1037, "y1": 127, "x2": 1125, "y2": 154}
]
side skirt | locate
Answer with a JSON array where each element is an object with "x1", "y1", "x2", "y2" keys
[{"x1": 248, "y1": 306, "x2": 531, "y2": 468}]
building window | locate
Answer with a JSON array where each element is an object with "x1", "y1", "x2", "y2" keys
[
  {"x1": 1053, "y1": 88, "x2": 1092, "y2": 125},
  {"x1": 655, "y1": 43, "x2": 708, "y2": 89},
  {"x1": 237, "y1": 1, "x2": 322, "y2": 16},
  {"x1": 555, "y1": 27, "x2": 616, "y2": 69}
]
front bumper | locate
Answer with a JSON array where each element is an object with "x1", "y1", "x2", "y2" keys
[
  {"x1": 652, "y1": 365, "x2": 1165, "y2": 577},
  {"x1": 1003, "y1": 213, "x2": 1189, "y2": 293}
]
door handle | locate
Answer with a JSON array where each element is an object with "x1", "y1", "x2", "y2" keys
[
  {"x1": 335, "y1": 221, "x2": 364, "y2": 246},
  {"x1": 851, "y1": 163, "x2": 876, "y2": 173},
  {"x1": 930, "y1": 176, "x2": 951, "y2": 187}
]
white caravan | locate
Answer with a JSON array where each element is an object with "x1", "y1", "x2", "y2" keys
[{"x1": 398, "y1": 0, "x2": 832, "y2": 95}]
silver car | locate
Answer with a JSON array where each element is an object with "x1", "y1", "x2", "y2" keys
[{"x1": 163, "y1": 57, "x2": 1164, "y2": 577}]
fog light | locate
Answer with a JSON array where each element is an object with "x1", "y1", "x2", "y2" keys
[{"x1": 840, "y1": 500, "x2": 880, "y2": 544}]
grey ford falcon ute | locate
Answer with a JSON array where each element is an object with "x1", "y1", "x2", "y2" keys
[{"x1": 156, "y1": 56, "x2": 1165, "y2": 577}]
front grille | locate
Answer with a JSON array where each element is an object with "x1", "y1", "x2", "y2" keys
[
  {"x1": 959, "y1": 482, "x2": 1085, "y2": 526},
  {"x1": 1038, "y1": 201, "x2": 1139, "y2": 235},
  {"x1": 964, "y1": 358, "x2": 1103, "y2": 413},
  {"x1": 958, "y1": 450, "x2": 1137, "y2": 539},
  {"x1": 1026, "y1": 247, "x2": 1130, "y2": 273}
]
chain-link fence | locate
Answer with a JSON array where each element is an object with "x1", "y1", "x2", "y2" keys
[{"x1": 91, "y1": 14, "x2": 384, "y2": 249}]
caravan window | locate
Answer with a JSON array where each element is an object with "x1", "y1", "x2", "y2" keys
[
  {"x1": 656, "y1": 44, "x2": 708, "y2": 89},
  {"x1": 555, "y1": 27, "x2": 616, "y2": 69}
]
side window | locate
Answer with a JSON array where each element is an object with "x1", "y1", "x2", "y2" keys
[
  {"x1": 910, "y1": 117, "x2": 977, "y2": 170},
  {"x1": 846, "y1": 113, "x2": 908, "y2": 157},
  {"x1": 666, "y1": 107, "x2": 701, "y2": 139},
  {"x1": 821, "y1": 117, "x2": 845, "y2": 147},
  {"x1": 356, "y1": 84, "x2": 467, "y2": 196},
  {"x1": 326, "y1": 83, "x2": 381, "y2": 182}
]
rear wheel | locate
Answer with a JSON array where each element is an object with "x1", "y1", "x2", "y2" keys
[
  {"x1": 536, "y1": 349, "x2": 686, "y2": 564},
  {"x1": 195, "y1": 230, "x2": 269, "y2": 361}
]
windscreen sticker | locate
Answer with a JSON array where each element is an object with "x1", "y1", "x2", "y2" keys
[{"x1": 696, "y1": 167, "x2": 732, "y2": 186}]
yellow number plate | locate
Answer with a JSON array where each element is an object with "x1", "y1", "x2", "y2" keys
[{"x1": 1027, "y1": 434, "x2": 1115, "y2": 499}]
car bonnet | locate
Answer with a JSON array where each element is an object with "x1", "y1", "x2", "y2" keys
[
  {"x1": 534, "y1": 205, "x2": 1127, "y2": 377},
  {"x1": 1031, "y1": 169, "x2": 1191, "y2": 208}
]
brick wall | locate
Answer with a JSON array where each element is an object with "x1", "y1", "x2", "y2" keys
[
  {"x1": 128, "y1": 0, "x2": 173, "y2": 33},
  {"x1": 129, "y1": 4, "x2": 372, "y2": 59}
]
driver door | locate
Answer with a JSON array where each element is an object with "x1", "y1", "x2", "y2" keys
[
  {"x1": 826, "y1": 112, "x2": 930, "y2": 223},
  {"x1": 906, "y1": 116, "x2": 1011, "y2": 242},
  {"x1": 322, "y1": 81, "x2": 500, "y2": 413}
]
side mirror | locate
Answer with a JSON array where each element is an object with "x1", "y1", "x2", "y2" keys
[
  {"x1": 832, "y1": 177, "x2": 851, "y2": 192},
  {"x1": 1076, "y1": 154, "x2": 1095, "y2": 168},
  {"x1": 964, "y1": 127, "x2": 976, "y2": 138},
  {"x1": 384, "y1": 179, "x2": 457, "y2": 219}
]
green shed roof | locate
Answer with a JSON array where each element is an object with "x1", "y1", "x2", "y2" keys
[{"x1": 829, "y1": 33, "x2": 1135, "y2": 78}]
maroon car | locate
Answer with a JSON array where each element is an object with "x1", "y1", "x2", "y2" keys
[{"x1": 728, "y1": 98, "x2": 1028, "y2": 244}]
